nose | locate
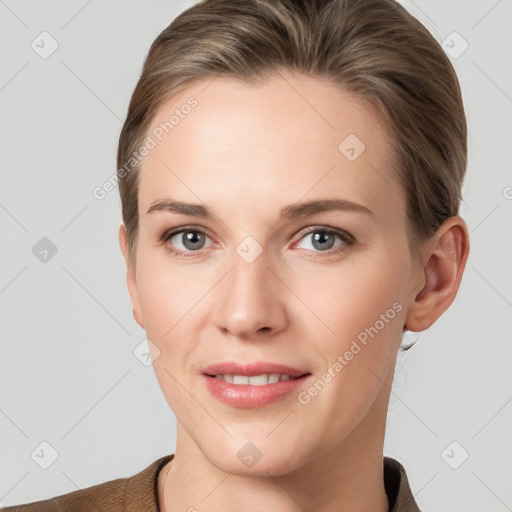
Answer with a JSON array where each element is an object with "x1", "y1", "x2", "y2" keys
[{"x1": 214, "y1": 245, "x2": 288, "y2": 341}]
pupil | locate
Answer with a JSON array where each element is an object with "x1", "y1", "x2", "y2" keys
[{"x1": 312, "y1": 231, "x2": 334, "y2": 250}]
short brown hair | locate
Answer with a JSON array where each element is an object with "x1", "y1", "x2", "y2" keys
[{"x1": 117, "y1": 0, "x2": 467, "y2": 268}]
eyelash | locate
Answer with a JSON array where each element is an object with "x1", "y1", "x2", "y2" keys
[{"x1": 158, "y1": 225, "x2": 355, "y2": 260}]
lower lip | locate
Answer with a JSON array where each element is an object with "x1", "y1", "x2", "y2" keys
[{"x1": 203, "y1": 374, "x2": 309, "y2": 408}]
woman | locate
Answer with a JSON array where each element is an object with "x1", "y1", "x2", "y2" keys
[{"x1": 3, "y1": 0, "x2": 469, "y2": 510}]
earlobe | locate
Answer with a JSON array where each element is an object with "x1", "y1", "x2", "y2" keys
[
  {"x1": 405, "y1": 216, "x2": 469, "y2": 332},
  {"x1": 118, "y1": 224, "x2": 145, "y2": 329}
]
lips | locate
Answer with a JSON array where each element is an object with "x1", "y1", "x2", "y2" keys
[
  {"x1": 202, "y1": 362, "x2": 311, "y2": 408},
  {"x1": 203, "y1": 362, "x2": 308, "y2": 379}
]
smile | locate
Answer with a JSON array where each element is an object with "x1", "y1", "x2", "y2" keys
[{"x1": 210, "y1": 374, "x2": 300, "y2": 385}]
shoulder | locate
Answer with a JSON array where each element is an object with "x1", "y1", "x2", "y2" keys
[
  {"x1": 1, "y1": 455, "x2": 173, "y2": 512},
  {"x1": 0, "y1": 477, "x2": 128, "y2": 512}
]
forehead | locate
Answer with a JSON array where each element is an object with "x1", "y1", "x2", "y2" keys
[{"x1": 139, "y1": 72, "x2": 403, "y2": 225}]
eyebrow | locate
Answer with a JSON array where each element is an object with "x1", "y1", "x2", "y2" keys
[{"x1": 146, "y1": 198, "x2": 373, "y2": 219}]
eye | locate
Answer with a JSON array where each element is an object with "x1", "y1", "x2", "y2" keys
[
  {"x1": 159, "y1": 225, "x2": 355, "y2": 259},
  {"x1": 160, "y1": 227, "x2": 214, "y2": 257},
  {"x1": 293, "y1": 227, "x2": 354, "y2": 256}
]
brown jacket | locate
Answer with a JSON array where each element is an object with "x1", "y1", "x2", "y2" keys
[{"x1": 1, "y1": 455, "x2": 421, "y2": 511}]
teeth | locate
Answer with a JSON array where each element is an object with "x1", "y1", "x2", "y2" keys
[
  {"x1": 213, "y1": 374, "x2": 296, "y2": 385},
  {"x1": 233, "y1": 375, "x2": 249, "y2": 385},
  {"x1": 268, "y1": 373, "x2": 280, "y2": 384},
  {"x1": 249, "y1": 374, "x2": 268, "y2": 386}
]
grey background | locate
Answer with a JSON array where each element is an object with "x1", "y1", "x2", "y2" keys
[{"x1": 1, "y1": 0, "x2": 511, "y2": 510}]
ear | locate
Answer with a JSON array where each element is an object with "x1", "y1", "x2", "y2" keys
[
  {"x1": 405, "y1": 216, "x2": 469, "y2": 332},
  {"x1": 118, "y1": 224, "x2": 145, "y2": 329}
]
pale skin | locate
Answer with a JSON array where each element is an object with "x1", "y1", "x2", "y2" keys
[{"x1": 119, "y1": 72, "x2": 469, "y2": 511}]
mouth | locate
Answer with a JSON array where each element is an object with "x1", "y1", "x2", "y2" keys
[
  {"x1": 207, "y1": 373, "x2": 304, "y2": 385},
  {"x1": 202, "y1": 362, "x2": 311, "y2": 408},
  {"x1": 203, "y1": 361, "x2": 309, "y2": 378}
]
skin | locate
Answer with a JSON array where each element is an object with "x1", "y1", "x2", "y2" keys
[{"x1": 119, "y1": 71, "x2": 469, "y2": 511}]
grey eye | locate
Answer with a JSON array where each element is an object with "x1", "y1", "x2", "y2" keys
[
  {"x1": 170, "y1": 230, "x2": 211, "y2": 251},
  {"x1": 311, "y1": 231, "x2": 336, "y2": 250},
  {"x1": 297, "y1": 230, "x2": 344, "y2": 252}
]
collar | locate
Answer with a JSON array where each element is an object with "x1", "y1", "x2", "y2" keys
[{"x1": 125, "y1": 454, "x2": 421, "y2": 512}]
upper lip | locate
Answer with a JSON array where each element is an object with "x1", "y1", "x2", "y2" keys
[{"x1": 203, "y1": 362, "x2": 309, "y2": 378}]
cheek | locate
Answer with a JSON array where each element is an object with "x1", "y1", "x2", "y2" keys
[
  {"x1": 135, "y1": 248, "x2": 205, "y2": 339},
  {"x1": 293, "y1": 257, "x2": 407, "y2": 437},
  {"x1": 134, "y1": 253, "x2": 215, "y2": 387},
  {"x1": 291, "y1": 252, "x2": 408, "y2": 348},
  {"x1": 136, "y1": 257, "x2": 206, "y2": 410}
]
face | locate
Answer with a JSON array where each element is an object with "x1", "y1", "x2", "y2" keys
[{"x1": 122, "y1": 72, "x2": 423, "y2": 476}]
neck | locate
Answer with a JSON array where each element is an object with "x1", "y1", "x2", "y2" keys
[{"x1": 159, "y1": 395, "x2": 391, "y2": 512}]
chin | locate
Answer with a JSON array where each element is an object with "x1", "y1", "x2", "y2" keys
[{"x1": 202, "y1": 437, "x2": 309, "y2": 478}]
